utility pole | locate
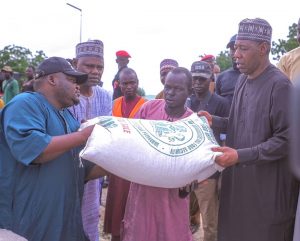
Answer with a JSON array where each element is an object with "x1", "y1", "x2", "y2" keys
[{"x1": 66, "y1": 3, "x2": 82, "y2": 43}]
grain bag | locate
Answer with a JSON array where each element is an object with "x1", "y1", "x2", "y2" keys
[{"x1": 80, "y1": 113, "x2": 223, "y2": 188}]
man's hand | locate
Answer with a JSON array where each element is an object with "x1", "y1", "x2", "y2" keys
[
  {"x1": 79, "y1": 125, "x2": 95, "y2": 142},
  {"x1": 34, "y1": 125, "x2": 95, "y2": 164},
  {"x1": 86, "y1": 165, "x2": 108, "y2": 181},
  {"x1": 197, "y1": 111, "x2": 212, "y2": 127},
  {"x1": 212, "y1": 146, "x2": 238, "y2": 167}
]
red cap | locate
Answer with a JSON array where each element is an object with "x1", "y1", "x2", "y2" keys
[
  {"x1": 200, "y1": 54, "x2": 215, "y2": 62},
  {"x1": 116, "y1": 50, "x2": 131, "y2": 58}
]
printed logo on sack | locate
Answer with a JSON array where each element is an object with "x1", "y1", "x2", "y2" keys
[
  {"x1": 130, "y1": 115, "x2": 215, "y2": 157},
  {"x1": 97, "y1": 117, "x2": 118, "y2": 128}
]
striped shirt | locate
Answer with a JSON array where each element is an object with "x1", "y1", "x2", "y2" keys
[{"x1": 69, "y1": 85, "x2": 112, "y2": 241}]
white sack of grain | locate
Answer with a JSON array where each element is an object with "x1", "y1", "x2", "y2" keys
[{"x1": 80, "y1": 113, "x2": 223, "y2": 188}]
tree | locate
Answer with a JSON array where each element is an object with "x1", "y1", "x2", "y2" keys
[
  {"x1": 0, "y1": 45, "x2": 47, "y2": 78},
  {"x1": 271, "y1": 22, "x2": 298, "y2": 61},
  {"x1": 216, "y1": 50, "x2": 232, "y2": 72},
  {"x1": 137, "y1": 87, "x2": 146, "y2": 96}
]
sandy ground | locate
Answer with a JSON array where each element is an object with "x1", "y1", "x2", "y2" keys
[
  {"x1": 99, "y1": 187, "x2": 111, "y2": 240},
  {"x1": 99, "y1": 187, "x2": 203, "y2": 241}
]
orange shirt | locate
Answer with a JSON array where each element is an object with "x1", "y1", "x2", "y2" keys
[{"x1": 112, "y1": 96, "x2": 146, "y2": 118}]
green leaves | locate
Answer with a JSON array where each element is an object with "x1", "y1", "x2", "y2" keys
[
  {"x1": 137, "y1": 87, "x2": 146, "y2": 96},
  {"x1": 271, "y1": 23, "x2": 298, "y2": 61},
  {"x1": 216, "y1": 51, "x2": 232, "y2": 72},
  {"x1": 0, "y1": 45, "x2": 47, "y2": 77}
]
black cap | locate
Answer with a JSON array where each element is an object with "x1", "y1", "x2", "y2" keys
[
  {"x1": 36, "y1": 57, "x2": 88, "y2": 84},
  {"x1": 190, "y1": 61, "x2": 213, "y2": 79},
  {"x1": 226, "y1": 34, "x2": 237, "y2": 48}
]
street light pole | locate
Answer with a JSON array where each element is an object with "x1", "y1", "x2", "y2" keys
[{"x1": 66, "y1": 3, "x2": 82, "y2": 43}]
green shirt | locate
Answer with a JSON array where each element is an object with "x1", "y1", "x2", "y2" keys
[{"x1": 2, "y1": 78, "x2": 19, "y2": 104}]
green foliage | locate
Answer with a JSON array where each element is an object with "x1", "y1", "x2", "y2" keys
[
  {"x1": 216, "y1": 50, "x2": 232, "y2": 71},
  {"x1": 137, "y1": 87, "x2": 146, "y2": 96},
  {"x1": 271, "y1": 23, "x2": 298, "y2": 61},
  {"x1": 32, "y1": 50, "x2": 47, "y2": 67},
  {"x1": 0, "y1": 45, "x2": 47, "y2": 78}
]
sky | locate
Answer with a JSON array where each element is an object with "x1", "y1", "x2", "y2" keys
[{"x1": 1, "y1": 0, "x2": 299, "y2": 95}]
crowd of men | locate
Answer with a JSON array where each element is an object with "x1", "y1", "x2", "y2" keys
[{"x1": 0, "y1": 17, "x2": 300, "y2": 241}]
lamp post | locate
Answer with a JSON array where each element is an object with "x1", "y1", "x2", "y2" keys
[{"x1": 66, "y1": 3, "x2": 82, "y2": 43}]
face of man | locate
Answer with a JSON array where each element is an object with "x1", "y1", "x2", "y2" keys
[
  {"x1": 54, "y1": 73, "x2": 81, "y2": 108},
  {"x1": 164, "y1": 72, "x2": 191, "y2": 109},
  {"x1": 2, "y1": 71, "x2": 12, "y2": 80},
  {"x1": 160, "y1": 67, "x2": 173, "y2": 85},
  {"x1": 203, "y1": 58, "x2": 216, "y2": 72},
  {"x1": 192, "y1": 76, "x2": 211, "y2": 96},
  {"x1": 229, "y1": 44, "x2": 239, "y2": 70},
  {"x1": 116, "y1": 57, "x2": 129, "y2": 69},
  {"x1": 76, "y1": 56, "x2": 104, "y2": 87},
  {"x1": 297, "y1": 18, "x2": 300, "y2": 44},
  {"x1": 25, "y1": 67, "x2": 34, "y2": 80},
  {"x1": 119, "y1": 71, "x2": 138, "y2": 100},
  {"x1": 234, "y1": 40, "x2": 265, "y2": 76}
]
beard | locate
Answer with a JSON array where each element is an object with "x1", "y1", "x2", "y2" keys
[{"x1": 72, "y1": 97, "x2": 80, "y2": 106}]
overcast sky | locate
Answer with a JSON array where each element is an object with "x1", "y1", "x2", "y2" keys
[{"x1": 1, "y1": 0, "x2": 299, "y2": 95}]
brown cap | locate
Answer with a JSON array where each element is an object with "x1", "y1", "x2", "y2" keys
[{"x1": 1, "y1": 66, "x2": 13, "y2": 73}]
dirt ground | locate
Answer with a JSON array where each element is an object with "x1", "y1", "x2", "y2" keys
[
  {"x1": 99, "y1": 187, "x2": 111, "y2": 240},
  {"x1": 99, "y1": 187, "x2": 203, "y2": 241}
]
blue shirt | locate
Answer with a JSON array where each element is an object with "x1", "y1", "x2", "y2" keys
[
  {"x1": 215, "y1": 67, "x2": 241, "y2": 106},
  {"x1": 0, "y1": 92, "x2": 90, "y2": 241},
  {"x1": 187, "y1": 92, "x2": 230, "y2": 144}
]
